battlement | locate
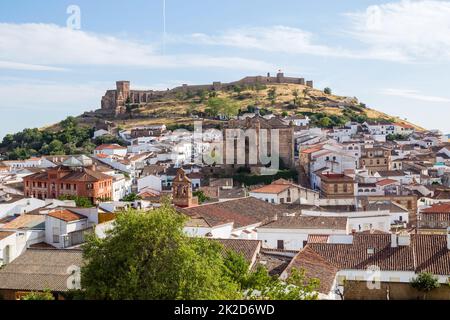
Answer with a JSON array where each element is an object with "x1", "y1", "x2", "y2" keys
[{"x1": 100, "y1": 72, "x2": 314, "y2": 116}]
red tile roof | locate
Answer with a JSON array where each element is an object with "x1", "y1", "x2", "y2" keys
[
  {"x1": 95, "y1": 144, "x2": 127, "y2": 150},
  {"x1": 0, "y1": 231, "x2": 14, "y2": 241},
  {"x1": 47, "y1": 210, "x2": 87, "y2": 222},
  {"x1": 299, "y1": 234, "x2": 450, "y2": 275},
  {"x1": 250, "y1": 184, "x2": 291, "y2": 194},
  {"x1": 376, "y1": 178, "x2": 398, "y2": 186},
  {"x1": 284, "y1": 246, "x2": 339, "y2": 294},
  {"x1": 181, "y1": 197, "x2": 283, "y2": 228},
  {"x1": 421, "y1": 203, "x2": 450, "y2": 214}
]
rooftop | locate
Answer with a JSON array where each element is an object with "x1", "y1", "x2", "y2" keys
[
  {"x1": 47, "y1": 209, "x2": 87, "y2": 222},
  {"x1": 260, "y1": 215, "x2": 347, "y2": 230},
  {"x1": 0, "y1": 249, "x2": 83, "y2": 292}
]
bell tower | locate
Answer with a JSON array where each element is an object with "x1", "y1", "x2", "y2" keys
[{"x1": 172, "y1": 168, "x2": 198, "y2": 208}]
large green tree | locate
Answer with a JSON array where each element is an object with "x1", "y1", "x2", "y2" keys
[{"x1": 81, "y1": 203, "x2": 241, "y2": 300}]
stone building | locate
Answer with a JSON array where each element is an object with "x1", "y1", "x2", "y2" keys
[
  {"x1": 360, "y1": 146, "x2": 391, "y2": 174},
  {"x1": 172, "y1": 168, "x2": 198, "y2": 208},
  {"x1": 23, "y1": 156, "x2": 113, "y2": 204},
  {"x1": 100, "y1": 73, "x2": 314, "y2": 116},
  {"x1": 224, "y1": 115, "x2": 295, "y2": 172},
  {"x1": 317, "y1": 172, "x2": 355, "y2": 198}
]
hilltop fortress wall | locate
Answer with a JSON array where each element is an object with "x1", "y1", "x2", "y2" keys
[{"x1": 100, "y1": 72, "x2": 314, "y2": 116}]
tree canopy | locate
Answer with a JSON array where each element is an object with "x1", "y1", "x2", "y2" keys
[{"x1": 80, "y1": 202, "x2": 319, "y2": 300}]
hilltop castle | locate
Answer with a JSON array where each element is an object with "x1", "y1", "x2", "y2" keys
[{"x1": 100, "y1": 72, "x2": 314, "y2": 116}]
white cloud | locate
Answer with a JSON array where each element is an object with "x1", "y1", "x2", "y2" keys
[
  {"x1": 0, "y1": 61, "x2": 66, "y2": 72},
  {"x1": 381, "y1": 88, "x2": 450, "y2": 102},
  {"x1": 0, "y1": 80, "x2": 106, "y2": 112},
  {"x1": 188, "y1": 26, "x2": 355, "y2": 58},
  {"x1": 346, "y1": 0, "x2": 450, "y2": 62},
  {"x1": 0, "y1": 23, "x2": 273, "y2": 71}
]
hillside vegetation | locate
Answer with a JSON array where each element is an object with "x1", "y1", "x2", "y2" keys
[{"x1": 97, "y1": 83, "x2": 423, "y2": 131}]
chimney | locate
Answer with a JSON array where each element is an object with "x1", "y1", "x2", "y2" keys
[
  {"x1": 391, "y1": 233, "x2": 398, "y2": 248},
  {"x1": 447, "y1": 227, "x2": 450, "y2": 250}
]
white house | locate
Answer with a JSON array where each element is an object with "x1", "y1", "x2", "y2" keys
[
  {"x1": 249, "y1": 179, "x2": 319, "y2": 205},
  {"x1": 93, "y1": 129, "x2": 111, "y2": 139},
  {"x1": 137, "y1": 174, "x2": 163, "y2": 192},
  {"x1": 112, "y1": 173, "x2": 132, "y2": 201},
  {"x1": 257, "y1": 215, "x2": 348, "y2": 250},
  {"x1": 0, "y1": 231, "x2": 17, "y2": 266},
  {"x1": 94, "y1": 144, "x2": 128, "y2": 157},
  {"x1": 0, "y1": 214, "x2": 46, "y2": 262}
]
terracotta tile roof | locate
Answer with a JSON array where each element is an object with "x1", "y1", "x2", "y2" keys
[
  {"x1": 414, "y1": 235, "x2": 450, "y2": 274},
  {"x1": 301, "y1": 145, "x2": 324, "y2": 154},
  {"x1": 215, "y1": 239, "x2": 261, "y2": 263},
  {"x1": 2, "y1": 214, "x2": 45, "y2": 230},
  {"x1": 377, "y1": 170, "x2": 406, "y2": 177},
  {"x1": 250, "y1": 184, "x2": 290, "y2": 194},
  {"x1": 260, "y1": 216, "x2": 347, "y2": 230},
  {"x1": 95, "y1": 144, "x2": 127, "y2": 150},
  {"x1": 376, "y1": 178, "x2": 399, "y2": 186},
  {"x1": 421, "y1": 203, "x2": 450, "y2": 214},
  {"x1": 0, "y1": 231, "x2": 14, "y2": 241},
  {"x1": 47, "y1": 209, "x2": 87, "y2": 222},
  {"x1": 307, "y1": 234, "x2": 330, "y2": 243},
  {"x1": 284, "y1": 246, "x2": 339, "y2": 294},
  {"x1": 181, "y1": 197, "x2": 283, "y2": 228},
  {"x1": 301, "y1": 234, "x2": 450, "y2": 276},
  {"x1": 96, "y1": 153, "x2": 109, "y2": 159},
  {"x1": 318, "y1": 172, "x2": 354, "y2": 182},
  {"x1": 307, "y1": 235, "x2": 414, "y2": 271},
  {"x1": 0, "y1": 249, "x2": 83, "y2": 292}
]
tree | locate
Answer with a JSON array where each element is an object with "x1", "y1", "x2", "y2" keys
[
  {"x1": 121, "y1": 193, "x2": 142, "y2": 202},
  {"x1": 318, "y1": 117, "x2": 332, "y2": 128},
  {"x1": 193, "y1": 190, "x2": 209, "y2": 204},
  {"x1": 58, "y1": 195, "x2": 93, "y2": 208},
  {"x1": 324, "y1": 87, "x2": 332, "y2": 95},
  {"x1": 411, "y1": 272, "x2": 440, "y2": 300},
  {"x1": 281, "y1": 111, "x2": 288, "y2": 117},
  {"x1": 223, "y1": 250, "x2": 319, "y2": 300},
  {"x1": 267, "y1": 87, "x2": 277, "y2": 106},
  {"x1": 292, "y1": 89, "x2": 300, "y2": 107},
  {"x1": 81, "y1": 203, "x2": 241, "y2": 300},
  {"x1": 21, "y1": 290, "x2": 55, "y2": 300},
  {"x1": 48, "y1": 139, "x2": 65, "y2": 155},
  {"x1": 206, "y1": 97, "x2": 239, "y2": 118}
]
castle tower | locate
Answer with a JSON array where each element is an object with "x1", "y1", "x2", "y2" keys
[
  {"x1": 276, "y1": 71, "x2": 284, "y2": 83},
  {"x1": 116, "y1": 81, "x2": 130, "y2": 107},
  {"x1": 172, "y1": 168, "x2": 198, "y2": 208}
]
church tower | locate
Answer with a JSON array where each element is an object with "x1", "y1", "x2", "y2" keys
[{"x1": 172, "y1": 168, "x2": 198, "y2": 208}]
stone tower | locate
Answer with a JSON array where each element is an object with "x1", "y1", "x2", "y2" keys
[
  {"x1": 115, "y1": 81, "x2": 130, "y2": 114},
  {"x1": 172, "y1": 168, "x2": 198, "y2": 208}
]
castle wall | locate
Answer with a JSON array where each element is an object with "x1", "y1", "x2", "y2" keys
[{"x1": 100, "y1": 74, "x2": 314, "y2": 115}]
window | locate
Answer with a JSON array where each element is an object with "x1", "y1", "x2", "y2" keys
[
  {"x1": 343, "y1": 184, "x2": 348, "y2": 192},
  {"x1": 334, "y1": 184, "x2": 338, "y2": 193}
]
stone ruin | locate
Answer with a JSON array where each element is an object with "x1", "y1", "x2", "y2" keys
[{"x1": 100, "y1": 72, "x2": 314, "y2": 116}]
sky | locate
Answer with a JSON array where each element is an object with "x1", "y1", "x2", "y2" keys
[{"x1": 1, "y1": 0, "x2": 450, "y2": 138}]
